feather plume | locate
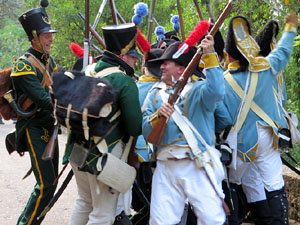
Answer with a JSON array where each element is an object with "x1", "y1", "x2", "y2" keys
[
  {"x1": 178, "y1": 21, "x2": 210, "y2": 54},
  {"x1": 69, "y1": 42, "x2": 84, "y2": 58},
  {"x1": 132, "y1": 2, "x2": 148, "y2": 25},
  {"x1": 171, "y1": 15, "x2": 180, "y2": 24},
  {"x1": 155, "y1": 26, "x2": 165, "y2": 40},
  {"x1": 184, "y1": 21, "x2": 210, "y2": 47},
  {"x1": 136, "y1": 28, "x2": 151, "y2": 57},
  {"x1": 134, "y1": 2, "x2": 148, "y2": 17},
  {"x1": 171, "y1": 15, "x2": 180, "y2": 31}
]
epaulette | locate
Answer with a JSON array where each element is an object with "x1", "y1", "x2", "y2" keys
[{"x1": 10, "y1": 56, "x2": 35, "y2": 77}]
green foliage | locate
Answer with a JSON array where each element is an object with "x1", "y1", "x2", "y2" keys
[
  {"x1": 0, "y1": 18, "x2": 28, "y2": 69},
  {"x1": 0, "y1": 0, "x2": 299, "y2": 160},
  {"x1": 0, "y1": 0, "x2": 299, "y2": 120},
  {"x1": 0, "y1": 0, "x2": 24, "y2": 28},
  {"x1": 294, "y1": 35, "x2": 300, "y2": 47}
]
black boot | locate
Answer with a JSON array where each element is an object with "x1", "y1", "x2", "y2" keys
[
  {"x1": 248, "y1": 200, "x2": 273, "y2": 225},
  {"x1": 223, "y1": 182, "x2": 249, "y2": 225},
  {"x1": 266, "y1": 187, "x2": 289, "y2": 225}
]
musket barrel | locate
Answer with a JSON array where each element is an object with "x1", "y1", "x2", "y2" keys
[
  {"x1": 42, "y1": 124, "x2": 59, "y2": 160},
  {"x1": 147, "y1": 0, "x2": 235, "y2": 146},
  {"x1": 209, "y1": 0, "x2": 235, "y2": 36},
  {"x1": 109, "y1": 0, "x2": 118, "y2": 24},
  {"x1": 193, "y1": 0, "x2": 204, "y2": 21},
  {"x1": 176, "y1": 0, "x2": 186, "y2": 40},
  {"x1": 147, "y1": 0, "x2": 156, "y2": 42},
  {"x1": 78, "y1": 13, "x2": 106, "y2": 49}
]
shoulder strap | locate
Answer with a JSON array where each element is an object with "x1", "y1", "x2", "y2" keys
[
  {"x1": 236, "y1": 72, "x2": 258, "y2": 132},
  {"x1": 25, "y1": 53, "x2": 52, "y2": 87},
  {"x1": 224, "y1": 71, "x2": 277, "y2": 129},
  {"x1": 17, "y1": 54, "x2": 51, "y2": 111},
  {"x1": 94, "y1": 66, "x2": 124, "y2": 78}
]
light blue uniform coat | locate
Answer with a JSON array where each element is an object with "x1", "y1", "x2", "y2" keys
[
  {"x1": 222, "y1": 31, "x2": 296, "y2": 162},
  {"x1": 143, "y1": 66, "x2": 225, "y2": 154}
]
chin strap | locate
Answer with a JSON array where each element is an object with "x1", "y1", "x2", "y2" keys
[{"x1": 32, "y1": 30, "x2": 50, "y2": 62}]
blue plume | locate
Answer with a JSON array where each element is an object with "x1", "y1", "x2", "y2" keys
[
  {"x1": 173, "y1": 23, "x2": 180, "y2": 31},
  {"x1": 132, "y1": 15, "x2": 143, "y2": 25},
  {"x1": 134, "y1": 2, "x2": 148, "y2": 17},
  {"x1": 155, "y1": 26, "x2": 165, "y2": 36},
  {"x1": 170, "y1": 15, "x2": 180, "y2": 32},
  {"x1": 157, "y1": 34, "x2": 165, "y2": 41},
  {"x1": 155, "y1": 26, "x2": 165, "y2": 41},
  {"x1": 171, "y1": 15, "x2": 180, "y2": 24}
]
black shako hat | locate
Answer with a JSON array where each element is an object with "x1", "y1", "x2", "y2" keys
[
  {"x1": 102, "y1": 23, "x2": 142, "y2": 58},
  {"x1": 19, "y1": 7, "x2": 57, "y2": 41},
  {"x1": 149, "y1": 41, "x2": 196, "y2": 67},
  {"x1": 144, "y1": 48, "x2": 164, "y2": 77},
  {"x1": 255, "y1": 20, "x2": 279, "y2": 57}
]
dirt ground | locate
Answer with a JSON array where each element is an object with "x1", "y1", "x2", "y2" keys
[
  {"x1": 0, "y1": 122, "x2": 77, "y2": 225},
  {"x1": 0, "y1": 121, "x2": 299, "y2": 225}
]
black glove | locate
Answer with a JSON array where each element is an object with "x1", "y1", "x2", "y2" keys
[{"x1": 216, "y1": 143, "x2": 232, "y2": 166}]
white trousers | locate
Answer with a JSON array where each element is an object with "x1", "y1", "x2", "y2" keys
[
  {"x1": 241, "y1": 163, "x2": 266, "y2": 203},
  {"x1": 150, "y1": 159, "x2": 226, "y2": 225},
  {"x1": 229, "y1": 126, "x2": 285, "y2": 199},
  {"x1": 69, "y1": 162, "x2": 119, "y2": 225}
]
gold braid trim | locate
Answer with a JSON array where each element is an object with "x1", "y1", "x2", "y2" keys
[{"x1": 121, "y1": 32, "x2": 138, "y2": 54}]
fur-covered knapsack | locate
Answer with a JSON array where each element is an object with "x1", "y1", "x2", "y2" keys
[{"x1": 52, "y1": 70, "x2": 117, "y2": 140}]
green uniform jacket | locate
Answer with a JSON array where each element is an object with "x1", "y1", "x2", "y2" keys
[
  {"x1": 10, "y1": 48, "x2": 57, "y2": 151},
  {"x1": 63, "y1": 52, "x2": 142, "y2": 174}
]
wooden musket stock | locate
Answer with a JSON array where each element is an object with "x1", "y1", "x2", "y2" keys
[
  {"x1": 78, "y1": 13, "x2": 106, "y2": 49},
  {"x1": 42, "y1": 124, "x2": 59, "y2": 160},
  {"x1": 147, "y1": 0, "x2": 156, "y2": 42},
  {"x1": 176, "y1": 0, "x2": 186, "y2": 40},
  {"x1": 109, "y1": 0, "x2": 118, "y2": 25},
  {"x1": 193, "y1": 0, "x2": 205, "y2": 21},
  {"x1": 147, "y1": 0, "x2": 235, "y2": 146}
]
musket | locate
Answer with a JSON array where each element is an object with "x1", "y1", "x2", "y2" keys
[
  {"x1": 133, "y1": 180, "x2": 150, "y2": 208},
  {"x1": 203, "y1": 0, "x2": 215, "y2": 23},
  {"x1": 284, "y1": 151, "x2": 298, "y2": 164},
  {"x1": 116, "y1": 10, "x2": 126, "y2": 24},
  {"x1": 127, "y1": 136, "x2": 140, "y2": 173},
  {"x1": 193, "y1": 0, "x2": 205, "y2": 21},
  {"x1": 91, "y1": 42, "x2": 104, "y2": 55},
  {"x1": 109, "y1": 0, "x2": 118, "y2": 25},
  {"x1": 38, "y1": 170, "x2": 74, "y2": 219},
  {"x1": 83, "y1": 0, "x2": 90, "y2": 69},
  {"x1": 146, "y1": 0, "x2": 156, "y2": 42},
  {"x1": 53, "y1": 162, "x2": 69, "y2": 185},
  {"x1": 203, "y1": 165, "x2": 231, "y2": 214},
  {"x1": 89, "y1": 0, "x2": 108, "y2": 42},
  {"x1": 42, "y1": 124, "x2": 59, "y2": 160},
  {"x1": 78, "y1": 13, "x2": 106, "y2": 49},
  {"x1": 176, "y1": 0, "x2": 186, "y2": 40},
  {"x1": 281, "y1": 156, "x2": 300, "y2": 176},
  {"x1": 153, "y1": 17, "x2": 160, "y2": 26},
  {"x1": 22, "y1": 167, "x2": 33, "y2": 180},
  {"x1": 147, "y1": 0, "x2": 236, "y2": 146}
]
